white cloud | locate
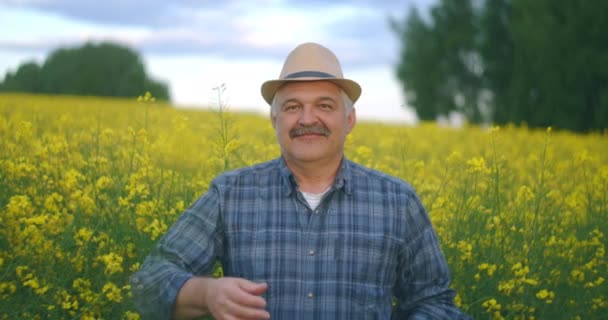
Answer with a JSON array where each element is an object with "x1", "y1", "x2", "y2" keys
[
  {"x1": 143, "y1": 54, "x2": 416, "y2": 124},
  {"x1": 0, "y1": 1, "x2": 432, "y2": 123}
]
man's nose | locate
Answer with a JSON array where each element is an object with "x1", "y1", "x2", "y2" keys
[{"x1": 298, "y1": 106, "x2": 318, "y2": 126}]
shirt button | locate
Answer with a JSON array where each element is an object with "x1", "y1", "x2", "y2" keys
[
  {"x1": 308, "y1": 249, "x2": 316, "y2": 256},
  {"x1": 313, "y1": 209, "x2": 319, "y2": 214},
  {"x1": 307, "y1": 292, "x2": 314, "y2": 299}
]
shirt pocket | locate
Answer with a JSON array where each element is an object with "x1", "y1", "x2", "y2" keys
[
  {"x1": 250, "y1": 230, "x2": 283, "y2": 281},
  {"x1": 350, "y1": 285, "x2": 392, "y2": 319},
  {"x1": 250, "y1": 230, "x2": 294, "y2": 303},
  {"x1": 334, "y1": 234, "x2": 398, "y2": 310},
  {"x1": 225, "y1": 229, "x2": 256, "y2": 278}
]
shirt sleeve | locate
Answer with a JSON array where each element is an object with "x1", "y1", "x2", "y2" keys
[
  {"x1": 392, "y1": 191, "x2": 471, "y2": 320},
  {"x1": 130, "y1": 184, "x2": 223, "y2": 320}
]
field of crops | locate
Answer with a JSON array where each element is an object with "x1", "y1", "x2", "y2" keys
[{"x1": 0, "y1": 93, "x2": 606, "y2": 319}]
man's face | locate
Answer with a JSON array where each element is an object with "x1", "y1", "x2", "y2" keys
[{"x1": 271, "y1": 81, "x2": 356, "y2": 165}]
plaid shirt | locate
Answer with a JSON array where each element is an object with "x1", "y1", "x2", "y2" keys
[{"x1": 131, "y1": 157, "x2": 469, "y2": 319}]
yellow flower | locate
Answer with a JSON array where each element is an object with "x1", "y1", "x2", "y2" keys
[
  {"x1": 74, "y1": 227, "x2": 94, "y2": 246},
  {"x1": 96, "y1": 176, "x2": 113, "y2": 190},
  {"x1": 137, "y1": 91, "x2": 156, "y2": 103},
  {"x1": 6, "y1": 195, "x2": 34, "y2": 217},
  {"x1": 478, "y1": 263, "x2": 497, "y2": 277},
  {"x1": 0, "y1": 282, "x2": 17, "y2": 299},
  {"x1": 60, "y1": 291, "x2": 78, "y2": 310},
  {"x1": 482, "y1": 298, "x2": 501, "y2": 311},
  {"x1": 224, "y1": 139, "x2": 240, "y2": 154},
  {"x1": 456, "y1": 240, "x2": 473, "y2": 261},
  {"x1": 584, "y1": 276, "x2": 605, "y2": 288},
  {"x1": 2, "y1": 92, "x2": 608, "y2": 319},
  {"x1": 103, "y1": 282, "x2": 123, "y2": 303},
  {"x1": 144, "y1": 218, "x2": 168, "y2": 241},
  {"x1": 43, "y1": 192, "x2": 63, "y2": 214},
  {"x1": 61, "y1": 169, "x2": 84, "y2": 191},
  {"x1": 123, "y1": 311, "x2": 141, "y2": 320},
  {"x1": 98, "y1": 252, "x2": 124, "y2": 275},
  {"x1": 570, "y1": 269, "x2": 585, "y2": 282},
  {"x1": 515, "y1": 185, "x2": 535, "y2": 204},
  {"x1": 536, "y1": 289, "x2": 555, "y2": 303},
  {"x1": 454, "y1": 293, "x2": 463, "y2": 307},
  {"x1": 466, "y1": 157, "x2": 491, "y2": 174},
  {"x1": 498, "y1": 279, "x2": 515, "y2": 295}
]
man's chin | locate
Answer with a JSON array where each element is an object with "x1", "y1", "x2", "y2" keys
[{"x1": 286, "y1": 151, "x2": 327, "y2": 163}]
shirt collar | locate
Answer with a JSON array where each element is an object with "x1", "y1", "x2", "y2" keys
[{"x1": 278, "y1": 156, "x2": 352, "y2": 197}]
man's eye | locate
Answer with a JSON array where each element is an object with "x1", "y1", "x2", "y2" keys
[
  {"x1": 319, "y1": 104, "x2": 333, "y2": 110},
  {"x1": 284, "y1": 105, "x2": 299, "y2": 111}
]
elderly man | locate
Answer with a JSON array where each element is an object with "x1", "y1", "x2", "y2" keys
[{"x1": 131, "y1": 42, "x2": 469, "y2": 319}]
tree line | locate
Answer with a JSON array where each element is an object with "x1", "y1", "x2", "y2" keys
[
  {"x1": 392, "y1": 0, "x2": 607, "y2": 132},
  {"x1": 0, "y1": 42, "x2": 170, "y2": 101}
]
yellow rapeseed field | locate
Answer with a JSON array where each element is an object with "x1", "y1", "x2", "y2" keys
[{"x1": 0, "y1": 93, "x2": 606, "y2": 319}]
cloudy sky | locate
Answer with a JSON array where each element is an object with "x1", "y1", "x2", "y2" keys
[{"x1": 0, "y1": 0, "x2": 434, "y2": 123}]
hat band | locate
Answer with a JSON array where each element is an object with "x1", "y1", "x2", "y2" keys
[{"x1": 284, "y1": 71, "x2": 336, "y2": 79}]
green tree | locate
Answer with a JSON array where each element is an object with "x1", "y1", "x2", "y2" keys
[
  {"x1": 393, "y1": 0, "x2": 482, "y2": 122},
  {"x1": 508, "y1": 0, "x2": 608, "y2": 132},
  {"x1": 392, "y1": 8, "x2": 441, "y2": 121},
  {"x1": 478, "y1": 0, "x2": 514, "y2": 124},
  {"x1": 393, "y1": 0, "x2": 608, "y2": 132},
  {"x1": 1, "y1": 62, "x2": 43, "y2": 92},
  {"x1": 0, "y1": 42, "x2": 170, "y2": 101}
]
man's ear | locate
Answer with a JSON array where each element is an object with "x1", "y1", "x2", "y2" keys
[
  {"x1": 346, "y1": 108, "x2": 356, "y2": 134},
  {"x1": 271, "y1": 112, "x2": 277, "y2": 129}
]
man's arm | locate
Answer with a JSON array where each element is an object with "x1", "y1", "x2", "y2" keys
[
  {"x1": 392, "y1": 192, "x2": 470, "y2": 319},
  {"x1": 172, "y1": 277, "x2": 212, "y2": 319},
  {"x1": 130, "y1": 184, "x2": 271, "y2": 320},
  {"x1": 130, "y1": 187, "x2": 223, "y2": 319}
]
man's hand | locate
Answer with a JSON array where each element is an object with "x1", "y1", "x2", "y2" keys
[
  {"x1": 205, "y1": 277, "x2": 270, "y2": 320},
  {"x1": 173, "y1": 276, "x2": 270, "y2": 320}
]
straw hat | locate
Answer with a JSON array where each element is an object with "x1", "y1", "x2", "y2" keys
[{"x1": 261, "y1": 42, "x2": 362, "y2": 105}]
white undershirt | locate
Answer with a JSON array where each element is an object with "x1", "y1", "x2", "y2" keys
[{"x1": 301, "y1": 187, "x2": 331, "y2": 210}]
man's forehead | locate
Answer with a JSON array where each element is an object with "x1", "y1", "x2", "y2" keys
[{"x1": 276, "y1": 81, "x2": 342, "y2": 100}]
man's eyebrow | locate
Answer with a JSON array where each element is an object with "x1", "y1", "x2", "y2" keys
[
  {"x1": 280, "y1": 98, "x2": 300, "y2": 106},
  {"x1": 316, "y1": 96, "x2": 338, "y2": 103}
]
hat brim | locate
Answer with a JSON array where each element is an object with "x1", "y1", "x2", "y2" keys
[{"x1": 261, "y1": 78, "x2": 362, "y2": 106}]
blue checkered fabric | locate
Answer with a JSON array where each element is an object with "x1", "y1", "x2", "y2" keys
[{"x1": 131, "y1": 157, "x2": 469, "y2": 319}]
